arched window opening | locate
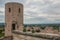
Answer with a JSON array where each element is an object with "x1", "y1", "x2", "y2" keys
[
  {"x1": 9, "y1": 8, "x2": 11, "y2": 12},
  {"x1": 19, "y1": 8, "x2": 20, "y2": 13}
]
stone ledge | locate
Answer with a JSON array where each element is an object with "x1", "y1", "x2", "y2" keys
[
  {"x1": 0, "y1": 36, "x2": 13, "y2": 40},
  {"x1": 12, "y1": 30, "x2": 60, "y2": 39}
]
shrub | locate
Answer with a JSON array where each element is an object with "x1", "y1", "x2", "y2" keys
[
  {"x1": 36, "y1": 29, "x2": 40, "y2": 32},
  {"x1": 0, "y1": 33, "x2": 4, "y2": 37},
  {"x1": 40, "y1": 27, "x2": 45, "y2": 30},
  {"x1": 23, "y1": 27, "x2": 26, "y2": 32},
  {"x1": 32, "y1": 29, "x2": 35, "y2": 33},
  {"x1": 27, "y1": 29, "x2": 30, "y2": 31},
  {"x1": 53, "y1": 26, "x2": 59, "y2": 30},
  {"x1": 0, "y1": 30, "x2": 2, "y2": 33}
]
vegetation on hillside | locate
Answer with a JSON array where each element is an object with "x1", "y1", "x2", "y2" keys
[
  {"x1": 0, "y1": 23, "x2": 60, "y2": 37},
  {"x1": 23, "y1": 27, "x2": 26, "y2": 32},
  {"x1": 0, "y1": 25, "x2": 5, "y2": 38},
  {"x1": 24, "y1": 24, "x2": 60, "y2": 30}
]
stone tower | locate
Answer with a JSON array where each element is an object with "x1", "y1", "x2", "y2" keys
[{"x1": 5, "y1": 2, "x2": 23, "y2": 36}]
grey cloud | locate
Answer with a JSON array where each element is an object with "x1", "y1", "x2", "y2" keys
[
  {"x1": 0, "y1": 15, "x2": 4, "y2": 18},
  {"x1": 0, "y1": 0, "x2": 5, "y2": 7},
  {"x1": 24, "y1": 10, "x2": 40, "y2": 18},
  {"x1": 42, "y1": 2, "x2": 60, "y2": 15},
  {"x1": 24, "y1": 16, "x2": 60, "y2": 24},
  {"x1": 0, "y1": 11, "x2": 3, "y2": 13},
  {"x1": 24, "y1": 17, "x2": 50, "y2": 24},
  {"x1": 0, "y1": 0, "x2": 60, "y2": 24},
  {"x1": 24, "y1": 0, "x2": 60, "y2": 24}
]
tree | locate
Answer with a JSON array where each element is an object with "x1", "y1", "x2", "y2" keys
[
  {"x1": 0, "y1": 30, "x2": 2, "y2": 33},
  {"x1": 23, "y1": 27, "x2": 26, "y2": 32},
  {"x1": 36, "y1": 29, "x2": 40, "y2": 32},
  {"x1": 40, "y1": 26, "x2": 45, "y2": 30},
  {"x1": 32, "y1": 29, "x2": 35, "y2": 33}
]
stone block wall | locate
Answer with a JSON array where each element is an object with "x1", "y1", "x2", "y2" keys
[
  {"x1": 13, "y1": 33, "x2": 48, "y2": 40},
  {"x1": 0, "y1": 36, "x2": 13, "y2": 40},
  {"x1": 0, "y1": 30, "x2": 60, "y2": 40},
  {"x1": 12, "y1": 30, "x2": 60, "y2": 40}
]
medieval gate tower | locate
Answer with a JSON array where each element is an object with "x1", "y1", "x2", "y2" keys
[{"x1": 5, "y1": 2, "x2": 23, "y2": 36}]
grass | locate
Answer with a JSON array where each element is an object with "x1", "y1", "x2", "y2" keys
[
  {"x1": 0, "y1": 33, "x2": 4, "y2": 37},
  {"x1": 0, "y1": 27, "x2": 4, "y2": 38}
]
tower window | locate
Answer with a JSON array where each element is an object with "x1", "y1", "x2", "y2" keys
[
  {"x1": 19, "y1": 8, "x2": 20, "y2": 13},
  {"x1": 9, "y1": 8, "x2": 11, "y2": 12}
]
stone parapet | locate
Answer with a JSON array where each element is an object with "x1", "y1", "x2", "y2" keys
[
  {"x1": 0, "y1": 36, "x2": 13, "y2": 40},
  {"x1": 13, "y1": 30, "x2": 60, "y2": 40}
]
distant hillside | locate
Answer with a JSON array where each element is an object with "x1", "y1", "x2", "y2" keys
[
  {"x1": 0, "y1": 23, "x2": 5, "y2": 27},
  {"x1": 0, "y1": 23, "x2": 4, "y2": 25},
  {"x1": 24, "y1": 24, "x2": 60, "y2": 27}
]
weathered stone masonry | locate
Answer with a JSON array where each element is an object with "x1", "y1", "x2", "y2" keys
[
  {"x1": 5, "y1": 2, "x2": 23, "y2": 36},
  {"x1": 12, "y1": 30, "x2": 60, "y2": 40}
]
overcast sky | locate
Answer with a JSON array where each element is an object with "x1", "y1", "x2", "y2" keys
[{"x1": 0, "y1": 0, "x2": 60, "y2": 24}]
